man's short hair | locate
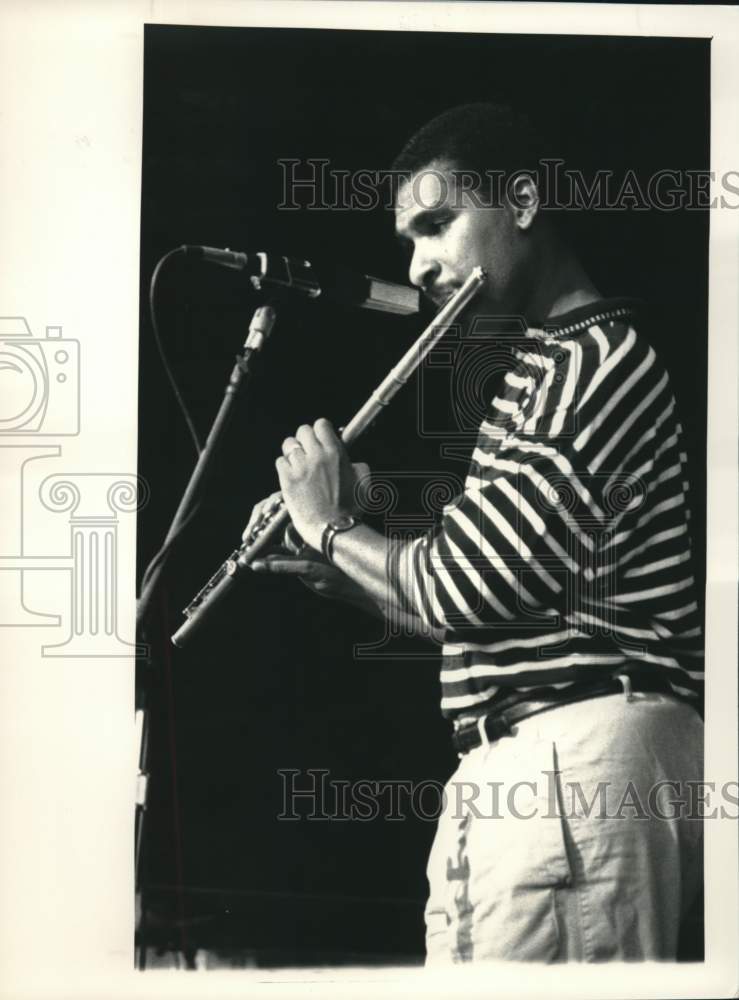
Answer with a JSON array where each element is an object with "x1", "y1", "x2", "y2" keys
[{"x1": 391, "y1": 102, "x2": 547, "y2": 186}]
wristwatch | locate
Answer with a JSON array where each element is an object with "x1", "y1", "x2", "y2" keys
[{"x1": 321, "y1": 514, "x2": 361, "y2": 563}]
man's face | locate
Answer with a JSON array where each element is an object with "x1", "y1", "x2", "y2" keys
[{"x1": 394, "y1": 159, "x2": 532, "y2": 315}]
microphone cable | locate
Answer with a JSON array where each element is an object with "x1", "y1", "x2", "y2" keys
[
  {"x1": 148, "y1": 245, "x2": 203, "y2": 457},
  {"x1": 139, "y1": 497, "x2": 203, "y2": 594},
  {"x1": 139, "y1": 246, "x2": 204, "y2": 599}
]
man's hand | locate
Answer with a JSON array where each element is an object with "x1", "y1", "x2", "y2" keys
[
  {"x1": 274, "y1": 419, "x2": 361, "y2": 552},
  {"x1": 242, "y1": 488, "x2": 284, "y2": 542},
  {"x1": 243, "y1": 454, "x2": 376, "y2": 613},
  {"x1": 242, "y1": 458, "x2": 369, "y2": 546},
  {"x1": 250, "y1": 549, "x2": 380, "y2": 615}
]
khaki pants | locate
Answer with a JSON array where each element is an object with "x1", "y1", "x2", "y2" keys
[{"x1": 425, "y1": 692, "x2": 704, "y2": 963}]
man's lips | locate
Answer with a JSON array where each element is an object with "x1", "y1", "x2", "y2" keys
[{"x1": 426, "y1": 286, "x2": 460, "y2": 308}]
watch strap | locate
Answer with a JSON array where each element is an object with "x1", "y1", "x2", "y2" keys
[{"x1": 321, "y1": 515, "x2": 360, "y2": 563}]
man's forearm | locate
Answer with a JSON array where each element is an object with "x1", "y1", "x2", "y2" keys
[{"x1": 329, "y1": 523, "x2": 443, "y2": 643}]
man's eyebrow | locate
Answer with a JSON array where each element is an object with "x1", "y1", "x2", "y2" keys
[{"x1": 394, "y1": 206, "x2": 449, "y2": 242}]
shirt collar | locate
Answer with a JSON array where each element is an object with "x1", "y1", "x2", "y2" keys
[{"x1": 528, "y1": 297, "x2": 642, "y2": 339}]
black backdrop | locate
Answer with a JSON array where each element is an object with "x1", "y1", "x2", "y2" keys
[{"x1": 138, "y1": 25, "x2": 709, "y2": 965}]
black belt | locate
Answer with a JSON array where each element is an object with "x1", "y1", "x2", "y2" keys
[{"x1": 451, "y1": 672, "x2": 680, "y2": 756}]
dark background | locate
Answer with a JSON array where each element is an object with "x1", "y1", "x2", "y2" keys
[{"x1": 137, "y1": 25, "x2": 709, "y2": 965}]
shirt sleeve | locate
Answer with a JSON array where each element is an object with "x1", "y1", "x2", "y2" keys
[
  {"x1": 387, "y1": 444, "x2": 602, "y2": 637},
  {"x1": 384, "y1": 334, "x2": 626, "y2": 638}
]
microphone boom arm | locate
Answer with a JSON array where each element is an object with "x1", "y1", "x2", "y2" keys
[{"x1": 190, "y1": 245, "x2": 420, "y2": 315}]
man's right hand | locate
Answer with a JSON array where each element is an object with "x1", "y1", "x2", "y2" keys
[
  {"x1": 242, "y1": 463, "x2": 379, "y2": 616},
  {"x1": 241, "y1": 462, "x2": 370, "y2": 546}
]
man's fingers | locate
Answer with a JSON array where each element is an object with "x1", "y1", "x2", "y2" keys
[
  {"x1": 295, "y1": 423, "x2": 321, "y2": 457},
  {"x1": 251, "y1": 556, "x2": 323, "y2": 576},
  {"x1": 244, "y1": 508, "x2": 266, "y2": 538},
  {"x1": 283, "y1": 418, "x2": 346, "y2": 456},
  {"x1": 243, "y1": 491, "x2": 282, "y2": 540},
  {"x1": 281, "y1": 435, "x2": 306, "y2": 466},
  {"x1": 313, "y1": 417, "x2": 340, "y2": 451},
  {"x1": 275, "y1": 454, "x2": 291, "y2": 489}
]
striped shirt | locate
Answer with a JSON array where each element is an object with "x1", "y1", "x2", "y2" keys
[{"x1": 388, "y1": 299, "x2": 704, "y2": 721}]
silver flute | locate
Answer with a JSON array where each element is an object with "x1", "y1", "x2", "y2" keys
[{"x1": 171, "y1": 266, "x2": 487, "y2": 647}]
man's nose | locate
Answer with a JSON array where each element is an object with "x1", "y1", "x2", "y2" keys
[{"x1": 408, "y1": 244, "x2": 440, "y2": 291}]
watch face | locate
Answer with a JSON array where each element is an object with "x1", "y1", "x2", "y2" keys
[{"x1": 334, "y1": 514, "x2": 355, "y2": 530}]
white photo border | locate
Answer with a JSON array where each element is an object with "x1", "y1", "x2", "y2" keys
[{"x1": 0, "y1": 2, "x2": 736, "y2": 998}]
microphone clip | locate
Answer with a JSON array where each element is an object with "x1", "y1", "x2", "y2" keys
[{"x1": 249, "y1": 254, "x2": 321, "y2": 299}]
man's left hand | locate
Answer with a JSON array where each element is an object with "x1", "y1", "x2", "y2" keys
[{"x1": 275, "y1": 418, "x2": 356, "y2": 552}]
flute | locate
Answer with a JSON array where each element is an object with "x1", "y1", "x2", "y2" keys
[{"x1": 171, "y1": 265, "x2": 487, "y2": 647}]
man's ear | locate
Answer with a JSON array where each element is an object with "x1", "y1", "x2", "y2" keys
[{"x1": 507, "y1": 172, "x2": 539, "y2": 231}]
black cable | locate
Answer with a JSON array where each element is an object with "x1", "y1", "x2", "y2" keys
[
  {"x1": 149, "y1": 245, "x2": 203, "y2": 457},
  {"x1": 139, "y1": 496, "x2": 203, "y2": 593},
  {"x1": 139, "y1": 245, "x2": 203, "y2": 596}
]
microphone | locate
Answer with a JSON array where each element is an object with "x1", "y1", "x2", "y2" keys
[{"x1": 184, "y1": 245, "x2": 420, "y2": 316}]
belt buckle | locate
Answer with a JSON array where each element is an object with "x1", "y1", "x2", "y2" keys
[
  {"x1": 455, "y1": 716, "x2": 488, "y2": 759},
  {"x1": 477, "y1": 715, "x2": 490, "y2": 748},
  {"x1": 616, "y1": 673, "x2": 634, "y2": 702}
]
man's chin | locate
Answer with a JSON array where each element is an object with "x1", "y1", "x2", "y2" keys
[
  {"x1": 462, "y1": 294, "x2": 507, "y2": 320},
  {"x1": 424, "y1": 289, "x2": 506, "y2": 323}
]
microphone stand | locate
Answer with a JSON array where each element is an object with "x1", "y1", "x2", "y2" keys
[{"x1": 135, "y1": 303, "x2": 276, "y2": 968}]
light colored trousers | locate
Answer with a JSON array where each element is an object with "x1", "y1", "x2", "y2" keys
[{"x1": 425, "y1": 692, "x2": 704, "y2": 963}]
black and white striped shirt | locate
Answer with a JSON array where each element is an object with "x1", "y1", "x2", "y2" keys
[{"x1": 389, "y1": 299, "x2": 704, "y2": 721}]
